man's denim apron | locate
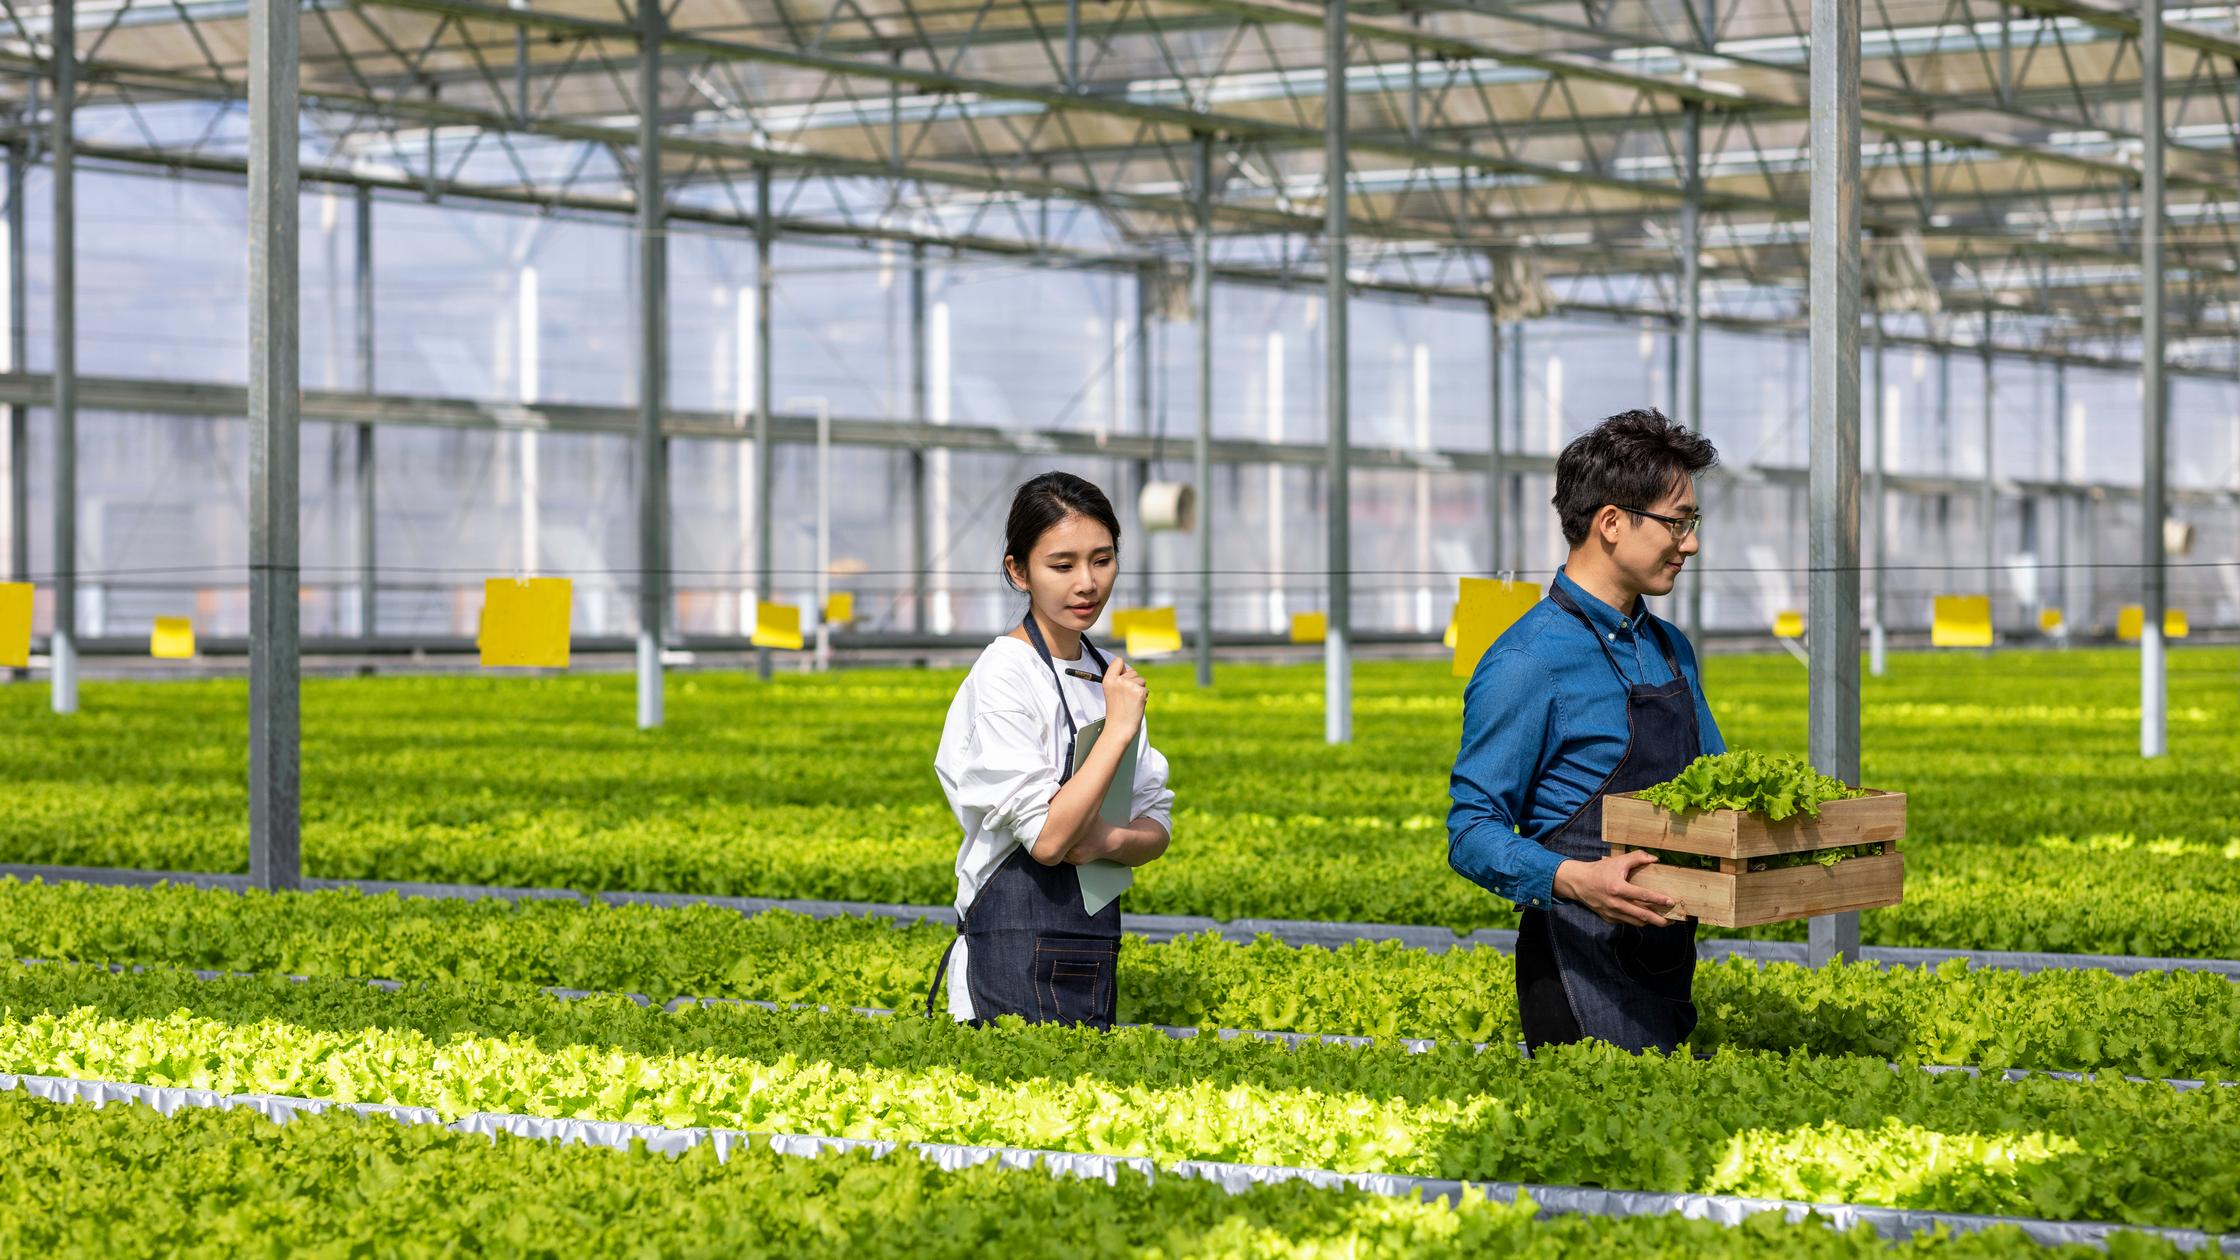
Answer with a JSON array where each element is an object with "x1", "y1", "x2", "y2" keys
[
  {"x1": 924, "y1": 614, "x2": 1124, "y2": 1028},
  {"x1": 1515, "y1": 583, "x2": 1701, "y2": 1055}
]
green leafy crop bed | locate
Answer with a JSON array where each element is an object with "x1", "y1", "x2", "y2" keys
[
  {"x1": 0, "y1": 1090, "x2": 2177, "y2": 1259},
  {"x1": 3, "y1": 962, "x2": 2237, "y2": 1232},
  {"x1": 4, "y1": 648, "x2": 2239, "y2": 956},
  {"x1": 7, "y1": 881, "x2": 2238, "y2": 1081},
  {"x1": 1637, "y1": 750, "x2": 1869, "y2": 820}
]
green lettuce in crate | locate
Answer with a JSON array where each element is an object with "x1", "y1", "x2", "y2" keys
[{"x1": 1635, "y1": 751, "x2": 1867, "y2": 821}]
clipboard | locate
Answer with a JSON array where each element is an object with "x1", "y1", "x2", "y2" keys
[{"x1": 1067, "y1": 716, "x2": 1144, "y2": 915}]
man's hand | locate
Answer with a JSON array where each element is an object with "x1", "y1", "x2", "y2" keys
[{"x1": 1552, "y1": 852, "x2": 1679, "y2": 927}]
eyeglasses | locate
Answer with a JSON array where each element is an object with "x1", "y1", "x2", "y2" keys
[{"x1": 1613, "y1": 505, "x2": 1703, "y2": 540}]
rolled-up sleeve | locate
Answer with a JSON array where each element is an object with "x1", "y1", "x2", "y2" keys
[
  {"x1": 937, "y1": 703, "x2": 1061, "y2": 852},
  {"x1": 1447, "y1": 647, "x2": 1569, "y2": 910}
]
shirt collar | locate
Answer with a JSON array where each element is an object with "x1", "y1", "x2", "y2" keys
[{"x1": 1554, "y1": 566, "x2": 1648, "y2": 639}]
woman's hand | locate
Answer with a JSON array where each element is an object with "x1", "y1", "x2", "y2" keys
[{"x1": 1101, "y1": 657, "x2": 1148, "y2": 736}]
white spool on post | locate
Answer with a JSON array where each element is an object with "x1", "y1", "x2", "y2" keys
[{"x1": 1139, "y1": 481, "x2": 1197, "y2": 533}]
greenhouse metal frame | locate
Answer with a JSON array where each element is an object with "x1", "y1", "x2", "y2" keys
[{"x1": 0, "y1": 0, "x2": 2234, "y2": 942}]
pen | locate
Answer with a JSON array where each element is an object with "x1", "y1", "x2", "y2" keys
[{"x1": 1062, "y1": 667, "x2": 1105, "y2": 683}]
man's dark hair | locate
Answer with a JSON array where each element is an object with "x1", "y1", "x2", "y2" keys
[{"x1": 1551, "y1": 408, "x2": 1719, "y2": 547}]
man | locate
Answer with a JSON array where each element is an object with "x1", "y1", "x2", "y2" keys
[{"x1": 1447, "y1": 407, "x2": 1724, "y2": 1055}]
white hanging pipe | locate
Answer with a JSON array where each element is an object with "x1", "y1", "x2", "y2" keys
[{"x1": 2140, "y1": 0, "x2": 2169, "y2": 760}]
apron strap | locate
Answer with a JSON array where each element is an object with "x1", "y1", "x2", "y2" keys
[
  {"x1": 1547, "y1": 583, "x2": 1630, "y2": 684},
  {"x1": 923, "y1": 933, "x2": 960, "y2": 1018},
  {"x1": 1550, "y1": 582, "x2": 1689, "y2": 693},
  {"x1": 1642, "y1": 614, "x2": 1685, "y2": 684},
  {"x1": 1020, "y1": 613, "x2": 1108, "y2": 785}
]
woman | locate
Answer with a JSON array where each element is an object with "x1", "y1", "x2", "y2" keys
[{"x1": 926, "y1": 472, "x2": 1174, "y2": 1027}]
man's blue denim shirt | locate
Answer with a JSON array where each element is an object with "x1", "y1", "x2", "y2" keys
[{"x1": 1446, "y1": 567, "x2": 1725, "y2": 911}]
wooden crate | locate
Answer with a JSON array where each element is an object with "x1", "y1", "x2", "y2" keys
[{"x1": 1602, "y1": 790, "x2": 1906, "y2": 929}]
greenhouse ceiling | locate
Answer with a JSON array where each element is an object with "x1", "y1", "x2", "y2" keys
[{"x1": 0, "y1": 0, "x2": 2236, "y2": 369}]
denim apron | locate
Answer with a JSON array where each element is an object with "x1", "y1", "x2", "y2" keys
[
  {"x1": 923, "y1": 615, "x2": 1124, "y2": 1028},
  {"x1": 1515, "y1": 584, "x2": 1701, "y2": 1055}
]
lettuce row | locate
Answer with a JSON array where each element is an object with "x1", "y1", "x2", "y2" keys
[
  {"x1": 0, "y1": 1089, "x2": 2176, "y2": 1259},
  {"x1": 6, "y1": 880, "x2": 2238, "y2": 1082},
  {"x1": 1636, "y1": 751, "x2": 1870, "y2": 821},
  {"x1": 2, "y1": 963, "x2": 2237, "y2": 1231},
  {"x1": 6, "y1": 652, "x2": 2240, "y2": 958}
]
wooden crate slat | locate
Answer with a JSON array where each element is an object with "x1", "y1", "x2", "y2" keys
[
  {"x1": 1629, "y1": 863, "x2": 1739, "y2": 924},
  {"x1": 1633, "y1": 853, "x2": 1905, "y2": 929},
  {"x1": 1603, "y1": 790, "x2": 1906, "y2": 859}
]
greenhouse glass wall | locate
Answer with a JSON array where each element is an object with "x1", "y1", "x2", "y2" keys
[{"x1": 2, "y1": 166, "x2": 2235, "y2": 648}]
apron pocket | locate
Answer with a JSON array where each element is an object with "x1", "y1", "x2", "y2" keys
[
  {"x1": 1615, "y1": 920, "x2": 1696, "y2": 1002},
  {"x1": 1033, "y1": 936, "x2": 1119, "y2": 1028}
]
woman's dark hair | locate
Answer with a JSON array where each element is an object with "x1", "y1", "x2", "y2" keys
[
  {"x1": 1002, "y1": 472, "x2": 1123, "y2": 590},
  {"x1": 1552, "y1": 408, "x2": 1719, "y2": 547}
]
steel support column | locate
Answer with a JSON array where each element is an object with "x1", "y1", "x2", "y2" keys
[
  {"x1": 1805, "y1": 0, "x2": 1862, "y2": 967},
  {"x1": 753, "y1": 165, "x2": 776, "y2": 681},
  {"x1": 2140, "y1": 0, "x2": 2167, "y2": 759},
  {"x1": 1193, "y1": 134, "x2": 1215, "y2": 689},
  {"x1": 1133, "y1": 264, "x2": 1154, "y2": 610},
  {"x1": 909, "y1": 243, "x2": 928, "y2": 636},
  {"x1": 354, "y1": 185, "x2": 376, "y2": 638},
  {"x1": 1323, "y1": 2, "x2": 1353, "y2": 746},
  {"x1": 1064, "y1": 0, "x2": 1081, "y2": 92},
  {"x1": 2052, "y1": 361, "x2": 2069, "y2": 634},
  {"x1": 248, "y1": 0, "x2": 301, "y2": 889},
  {"x1": 1513, "y1": 325, "x2": 1529, "y2": 573},
  {"x1": 4, "y1": 141, "x2": 24, "y2": 632},
  {"x1": 2081, "y1": 492, "x2": 2098, "y2": 634},
  {"x1": 50, "y1": 0, "x2": 76, "y2": 714},
  {"x1": 634, "y1": 0, "x2": 667, "y2": 728},
  {"x1": 1933, "y1": 343, "x2": 1950, "y2": 636},
  {"x1": 1869, "y1": 314, "x2": 1888, "y2": 676},
  {"x1": 1678, "y1": 100, "x2": 1705, "y2": 661},
  {"x1": 1487, "y1": 315, "x2": 1504, "y2": 578},
  {"x1": 1980, "y1": 310, "x2": 1996, "y2": 614}
]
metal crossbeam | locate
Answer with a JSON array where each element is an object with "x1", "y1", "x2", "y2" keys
[
  {"x1": 0, "y1": 0, "x2": 2227, "y2": 392},
  {"x1": 0, "y1": 370, "x2": 2228, "y2": 507}
]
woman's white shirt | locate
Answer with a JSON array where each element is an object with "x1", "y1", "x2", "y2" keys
[{"x1": 932, "y1": 635, "x2": 1174, "y2": 1021}]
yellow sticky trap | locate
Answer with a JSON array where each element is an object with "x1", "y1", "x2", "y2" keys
[
  {"x1": 822, "y1": 592, "x2": 855, "y2": 626},
  {"x1": 1441, "y1": 617, "x2": 1458, "y2": 650},
  {"x1": 1930, "y1": 595, "x2": 1994, "y2": 648},
  {"x1": 2115, "y1": 606, "x2": 2186, "y2": 641},
  {"x1": 1124, "y1": 607, "x2": 1183, "y2": 657},
  {"x1": 1108, "y1": 608, "x2": 1141, "y2": 640},
  {"x1": 480, "y1": 577, "x2": 572, "y2": 668},
  {"x1": 1451, "y1": 578, "x2": 1543, "y2": 678},
  {"x1": 1289, "y1": 611, "x2": 1327, "y2": 645},
  {"x1": 150, "y1": 616, "x2": 196, "y2": 660},
  {"x1": 2038, "y1": 608, "x2": 2064, "y2": 634},
  {"x1": 0, "y1": 582, "x2": 31, "y2": 668},
  {"x1": 1771, "y1": 610, "x2": 1805, "y2": 640},
  {"x1": 752, "y1": 601, "x2": 804, "y2": 650}
]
